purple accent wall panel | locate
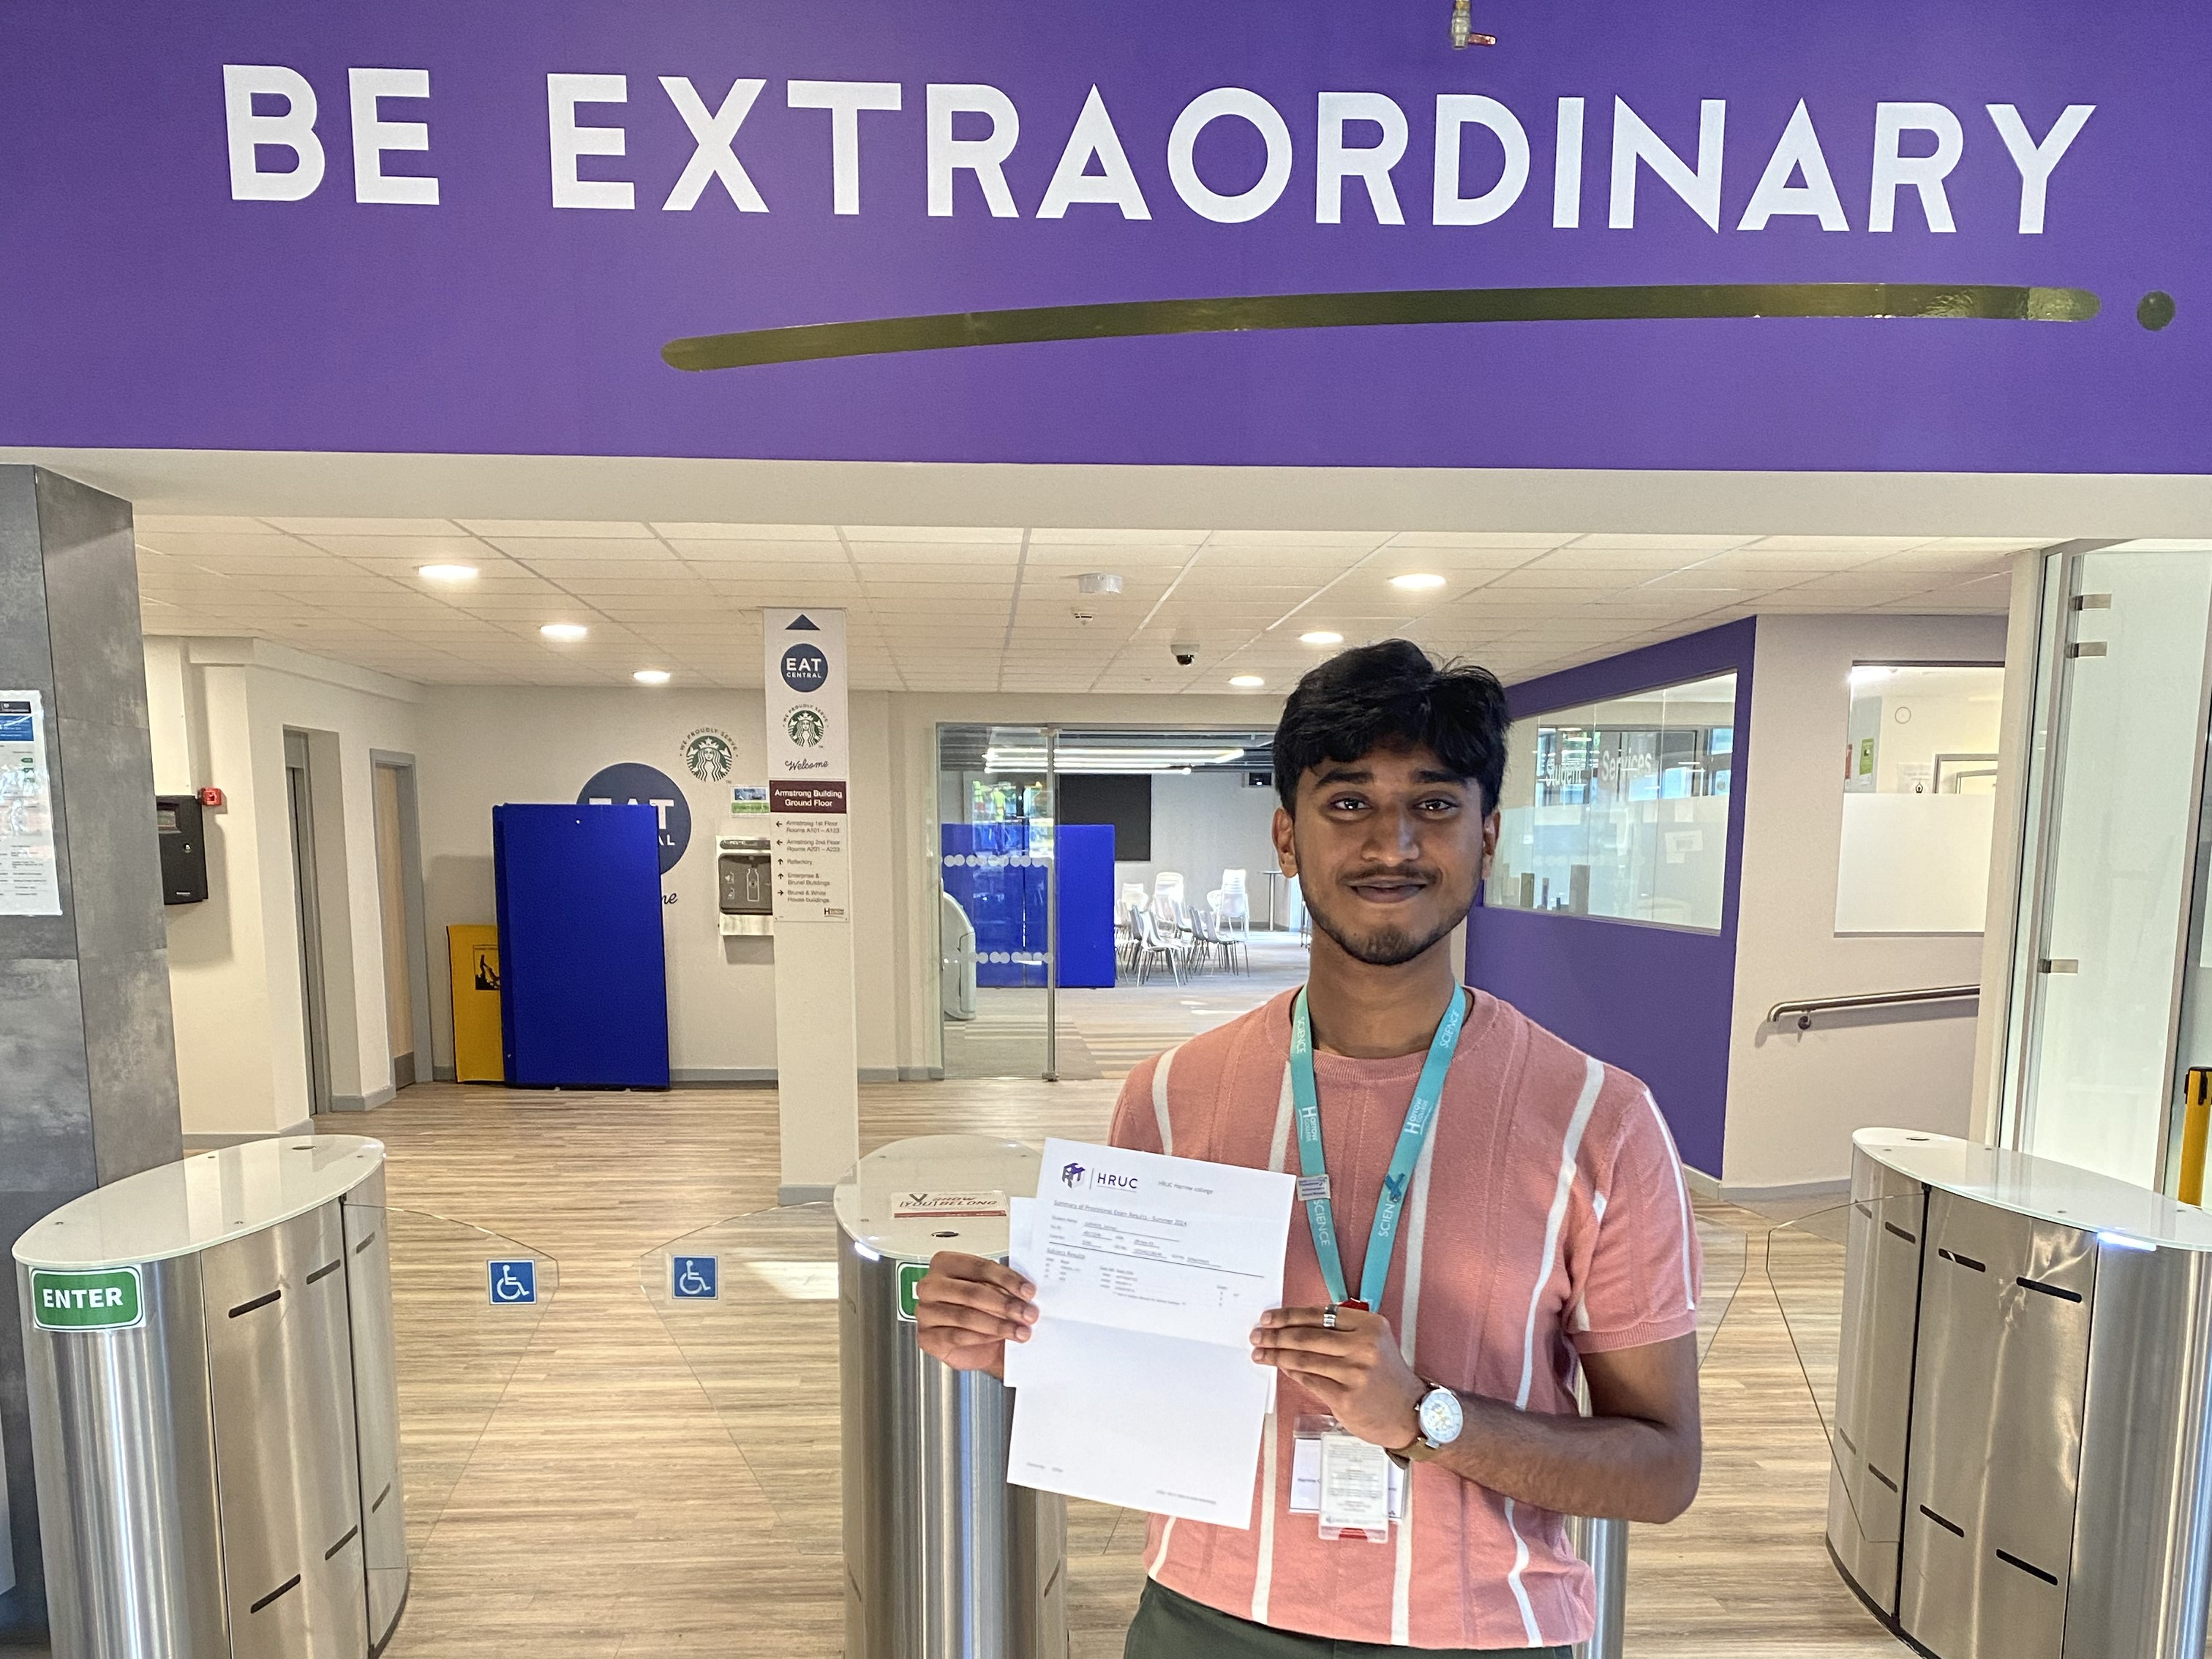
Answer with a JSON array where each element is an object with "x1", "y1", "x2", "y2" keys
[
  {"x1": 0, "y1": 1, "x2": 2203, "y2": 473},
  {"x1": 1466, "y1": 620, "x2": 1756, "y2": 1177}
]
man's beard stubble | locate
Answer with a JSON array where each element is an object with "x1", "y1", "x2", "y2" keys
[{"x1": 1301, "y1": 878, "x2": 1467, "y2": 968}]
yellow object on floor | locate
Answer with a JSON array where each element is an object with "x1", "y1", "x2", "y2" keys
[
  {"x1": 2181, "y1": 1068, "x2": 2211, "y2": 1206},
  {"x1": 448, "y1": 924, "x2": 505, "y2": 1083}
]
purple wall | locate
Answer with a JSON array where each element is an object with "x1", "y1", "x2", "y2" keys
[{"x1": 1466, "y1": 620, "x2": 1756, "y2": 1177}]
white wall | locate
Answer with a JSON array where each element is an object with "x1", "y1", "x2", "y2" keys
[
  {"x1": 146, "y1": 638, "x2": 425, "y2": 1137},
  {"x1": 1721, "y1": 614, "x2": 2009, "y2": 1195},
  {"x1": 1116, "y1": 769, "x2": 1282, "y2": 906},
  {"x1": 411, "y1": 685, "x2": 900, "y2": 1083}
]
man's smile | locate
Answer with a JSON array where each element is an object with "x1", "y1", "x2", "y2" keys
[{"x1": 1344, "y1": 871, "x2": 1434, "y2": 905}]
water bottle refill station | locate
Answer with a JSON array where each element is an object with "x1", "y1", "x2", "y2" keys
[
  {"x1": 1829, "y1": 1129, "x2": 2212, "y2": 1659},
  {"x1": 12, "y1": 1136, "x2": 407, "y2": 1659}
]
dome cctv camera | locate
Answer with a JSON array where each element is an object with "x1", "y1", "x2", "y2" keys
[{"x1": 1172, "y1": 642, "x2": 1198, "y2": 666}]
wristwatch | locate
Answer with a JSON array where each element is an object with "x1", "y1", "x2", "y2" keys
[{"x1": 1396, "y1": 1383, "x2": 1464, "y2": 1463}]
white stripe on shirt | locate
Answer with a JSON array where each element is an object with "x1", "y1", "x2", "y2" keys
[
  {"x1": 1502, "y1": 1054, "x2": 1606, "y2": 1645},
  {"x1": 1388, "y1": 1073, "x2": 1445, "y2": 1646},
  {"x1": 1151, "y1": 1043, "x2": 1181, "y2": 1156}
]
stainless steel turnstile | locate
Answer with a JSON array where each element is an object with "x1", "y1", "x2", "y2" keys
[
  {"x1": 1829, "y1": 1129, "x2": 2212, "y2": 1659},
  {"x1": 837, "y1": 1135, "x2": 1067, "y2": 1659},
  {"x1": 12, "y1": 1135, "x2": 407, "y2": 1659}
]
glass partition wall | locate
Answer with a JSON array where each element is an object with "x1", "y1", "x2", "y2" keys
[
  {"x1": 1486, "y1": 672, "x2": 1737, "y2": 930},
  {"x1": 2001, "y1": 543, "x2": 2212, "y2": 1192}
]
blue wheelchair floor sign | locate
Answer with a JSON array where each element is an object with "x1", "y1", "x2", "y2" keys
[
  {"x1": 488, "y1": 1260, "x2": 538, "y2": 1306},
  {"x1": 672, "y1": 1255, "x2": 718, "y2": 1301}
]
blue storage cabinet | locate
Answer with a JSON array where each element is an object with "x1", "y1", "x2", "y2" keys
[
  {"x1": 1056, "y1": 824, "x2": 1116, "y2": 988},
  {"x1": 939, "y1": 821, "x2": 1116, "y2": 989},
  {"x1": 493, "y1": 802, "x2": 671, "y2": 1088}
]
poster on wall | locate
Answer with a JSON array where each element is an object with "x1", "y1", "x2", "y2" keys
[
  {"x1": 0, "y1": 691, "x2": 61, "y2": 917},
  {"x1": 764, "y1": 609, "x2": 851, "y2": 923}
]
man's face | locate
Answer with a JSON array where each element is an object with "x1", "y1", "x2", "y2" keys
[{"x1": 1274, "y1": 742, "x2": 1500, "y2": 968}]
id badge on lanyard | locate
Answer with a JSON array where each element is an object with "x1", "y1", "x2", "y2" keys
[{"x1": 1286, "y1": 987, "x2": 1467, "y2": 1540}]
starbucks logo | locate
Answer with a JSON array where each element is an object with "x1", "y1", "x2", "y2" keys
[
  {"x1": 785, "y1": 706, "x2": 827, "y2": 748},
  {"x1": 682, "y1": 728, "x2": 734, "y2": 783}
]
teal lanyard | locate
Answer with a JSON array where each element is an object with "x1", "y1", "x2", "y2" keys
[{"x1": 1289, "y1": 987, "x2": 1468, "y2": 1309}]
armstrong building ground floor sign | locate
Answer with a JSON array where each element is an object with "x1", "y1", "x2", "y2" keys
[{"x1": 0, "y1": 0, "x2": 2202, "y2": 479}]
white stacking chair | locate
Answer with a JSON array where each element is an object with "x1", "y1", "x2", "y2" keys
[
  {"x1": 1133, "y1": 906, "x2": 1192, "y2": 985},
  {"x1": 1213, "y1": 887, "x2": 1251, "y2": 972},
  {"x1": 1153, "y1": 871, "x2": 1186, "y2": 914}
]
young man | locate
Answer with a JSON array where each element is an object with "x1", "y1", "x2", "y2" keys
[{"x1": 917, "y1": 640, "x2": 1703, "y2": 1657}]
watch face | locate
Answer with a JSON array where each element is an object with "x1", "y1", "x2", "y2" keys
[{"x1": 1419, "y1": 1387, "x2": 1464, "y2": 1446}]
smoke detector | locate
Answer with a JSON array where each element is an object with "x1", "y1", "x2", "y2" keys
[{"x1": 1076, "y1": 572, "x2": 1124, "y2": 595}]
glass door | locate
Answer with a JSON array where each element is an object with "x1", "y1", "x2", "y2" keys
[
  {"x1": 2006, "y1": 547, "x2": 2212, "y2": 1189},
  {"x1": 936, "y1": 724, "x2": 1059, "y2": 1080}
]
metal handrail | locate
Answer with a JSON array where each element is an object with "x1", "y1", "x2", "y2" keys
[{"x1": 1767, "y1": 985, "x2": 1980, "y2": 1031}]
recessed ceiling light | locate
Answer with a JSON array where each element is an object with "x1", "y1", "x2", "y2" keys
[
  {"x1": 1229, "y1": 674, "x2": 1265, "y2": 688},
  {"x1": 633, "y1": 669, "x2": 672, "y2": 685},
  {"x1": 540, "y1": 623, "x2": 589, "y2": 642},
  {"x1": 1391, "y1": 573, "x2": 1448, "y2": 590},
  {"x1": 1299, "y1": 631, "x2": 1344, "y2": 645},
  {"x1": 418, "y1": 563, "x2": 478, "y2": 582}
]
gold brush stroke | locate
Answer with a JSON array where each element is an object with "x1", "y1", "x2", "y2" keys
[{"x1": 663, "y1": 282, "x2": 2100, "y2": 371}]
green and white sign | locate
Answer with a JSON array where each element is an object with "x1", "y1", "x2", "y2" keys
[
  {"x1": 30, "y1": 1266, "x2": 144, "y2": 1332},
  {"x1": 896, "y1": 1260, "x2": 929, "y2": 1323}
]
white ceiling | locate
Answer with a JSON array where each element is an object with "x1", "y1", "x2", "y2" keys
[{"x1": 131, "y1": 516, "x2": 2036, "y2": 693}]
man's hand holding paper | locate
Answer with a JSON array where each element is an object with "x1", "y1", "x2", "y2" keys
[{"x1": 999, "y1": 1137, "x2": 1293, "y2": 1524}]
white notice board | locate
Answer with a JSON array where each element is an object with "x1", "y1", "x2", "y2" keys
[{"x1": 0, "y1": 691, "x2": 61, "y2": 917}]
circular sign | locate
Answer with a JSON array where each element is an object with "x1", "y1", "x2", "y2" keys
[
  {"x1": 579, "y1": 763, "x2": 692, "y2": 874},
  {"x1": 780, "y1": 642, "x2": 830, "y2": 693},
  {"x1": 681, "y1": 728, "x2": 734, "y2": 783},
  {"x1": 785, "y1": 706, "x2": 827, "y2": 748}
]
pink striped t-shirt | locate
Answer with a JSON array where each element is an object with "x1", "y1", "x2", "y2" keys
[{"x1": 1107, "y1": 988, "x2": 1700, "y2": 1651}]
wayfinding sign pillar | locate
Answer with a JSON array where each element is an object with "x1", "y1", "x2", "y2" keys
[{"x1": 763, "y1": 609, "x2": 860, "y2": 1203}]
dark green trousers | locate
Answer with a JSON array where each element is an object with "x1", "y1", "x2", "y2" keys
[{"x1": 1124, "y1": 1581, "x2": 1570, "y2": 1658}]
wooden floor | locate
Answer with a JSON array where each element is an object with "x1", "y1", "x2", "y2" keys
[{"x1": 254, "y1": 1077, "x2": 1904, "y2": 1659}]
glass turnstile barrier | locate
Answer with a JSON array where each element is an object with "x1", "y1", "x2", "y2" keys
[{"x1": 383, "y1": 1206, "x2": 560, "y2": 1570}]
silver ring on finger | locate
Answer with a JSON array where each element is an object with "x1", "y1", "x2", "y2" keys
[{"x1": 1322, "y1": 1305, "x2": 1339, "y2": 1331}]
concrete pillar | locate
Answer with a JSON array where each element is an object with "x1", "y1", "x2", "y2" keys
[{"x1": 0, "y1": 467, "x2": 183, "y2": 1636}]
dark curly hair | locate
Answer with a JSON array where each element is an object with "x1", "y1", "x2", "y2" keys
[{"x1": 1271, "y1": 640, "x2": 1509, "y2": 815}]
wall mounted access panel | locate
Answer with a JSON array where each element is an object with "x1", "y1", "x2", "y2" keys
[
  {"x1": 1829, "y1": 1130, "x2": 2212, "y2": 1659},
  {"x1": 12, "y1": 1137, "x2": 407, "y2": 1659}
]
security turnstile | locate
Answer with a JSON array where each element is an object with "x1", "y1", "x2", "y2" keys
[
  {"x1": 837, "y1": 1135, "x2": 1066, "y2": 1659},
  {"x1": 1829, "y1": 1129, "x2": 2212, "y2": 1659},
  {"x1": 13, "y1": 1135, "x2": 407, "y2": 1659}
]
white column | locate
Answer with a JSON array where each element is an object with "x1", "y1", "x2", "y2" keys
[{"x1": 764, "y1": 609, "x2": 861, "y2": 1200}]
